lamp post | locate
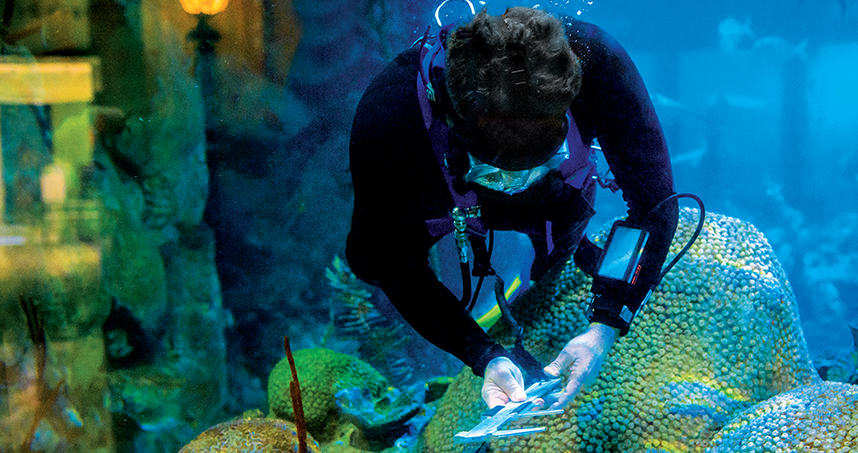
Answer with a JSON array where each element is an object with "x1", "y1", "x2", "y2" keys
[{"x1": 180, "y1": 0, "x2": 228, "y2": 130}]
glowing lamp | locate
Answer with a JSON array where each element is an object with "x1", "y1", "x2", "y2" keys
[
  {"x1": 180, "y1": 0, "x2": 228, "y2": 16},
  {"x1": 181, "y1": 0, "x2": 225, "y2": 128}
]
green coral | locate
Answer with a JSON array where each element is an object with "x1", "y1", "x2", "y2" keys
[
  {"x1": 268, "y1": 348, "x2": 389, "y2": 440},
  {"x1": 424, "y1": 209, "x2": 820, "y2": 452},
  {"x1": 707, "y1": 381, "x2": 858, "y2": 452},
  {"x1": 178, "y1": 417, "x2": 323, "y2": 453}
]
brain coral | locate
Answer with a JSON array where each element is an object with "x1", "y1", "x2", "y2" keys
[
  {"x1": 706, "y1": 381, "x2": 858, "y2": 452},
  {"x1": 178, "y1": 417, "x2": 323, "y2": 453},
  {"x1": 268, "y1": 348, "x2": 389, "y2": 439},
  {"x1": 424, "y1": 209, "x2": 820, "y2": 453}
]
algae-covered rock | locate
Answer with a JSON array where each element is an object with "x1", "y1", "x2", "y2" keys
[
  {"x1": 424, "y1": 209, "x2": 819, "y2": 452},
  {"x1": 178, "y1": 417, "x2": 322, "y2": 453},
  {"x1": 706, "y1": 381, "x2": 858, "y2": 452},
  {"x1": 268, "y1": 348, "x2": 389, "y2": 439}
]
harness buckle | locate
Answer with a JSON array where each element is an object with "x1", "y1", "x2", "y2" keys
[{"x1": 452, "y1": 206, "x2": 481, "y2": 264}]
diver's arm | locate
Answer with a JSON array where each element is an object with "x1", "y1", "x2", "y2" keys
[
  {"x1": 380, "y1": 262, "x2": 511, "y2": 377},
  {"x1": 347, "y1": 217, "x2": 508, "y2": 377},
  {"x1": 570, "y1": 22, "x2": 679, "y2": 333}
]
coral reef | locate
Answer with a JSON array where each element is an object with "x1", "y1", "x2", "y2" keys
[
  {"x1": 178, "y1": 417, "x2": 323, "y2": 453},
  {"x1": 706, "y1": 381, "x2": 858, "y2": 452},
  {"x1": 268, "y1": 348, "x2": 389, "y2": 440},
  {"x1": 268, "y1": 346, "x2": 445, "y2": 451},
  {"x1": 424, "y1": 209, "x2": 819, "y2": 452}
]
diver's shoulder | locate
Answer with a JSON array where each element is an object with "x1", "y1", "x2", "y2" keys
[
  {"x1": 557, "y1": 14, "x2": 609, "y2": 45},
  {"x1": 354, "y1": 46, "x2": 422, "y2": 130},
  {"x1": 558, "y1": 14, "x2": 628, "y2": 65},
  {"x1": 363, "y1": 47, "x2": 420, "y2": 96},
  {"x1": 392, "y1": 45, "x2": 421, "y2": 68}
]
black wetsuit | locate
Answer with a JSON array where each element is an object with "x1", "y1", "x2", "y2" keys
[{"x1": 347, "y1": 17, "x2": 678, "y2": 377}]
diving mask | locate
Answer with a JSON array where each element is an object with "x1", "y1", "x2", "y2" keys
[{"x1": 463, "y1": 140, "x2": 570, "y2": 195}]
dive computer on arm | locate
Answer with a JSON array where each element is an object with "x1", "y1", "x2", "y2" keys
[{"x1": 586, "y1": 220, "x2": 653, "y2": 336}]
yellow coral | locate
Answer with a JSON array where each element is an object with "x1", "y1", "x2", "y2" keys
[
  {"x1": 424, "y1": 209, "x2": 820, "y2": 452},
  {"x1": 268, "y1": 348, "x2": 389, "y2": 440},
  {"x1": 178, "y1": 417, "x2": 323, "y2": 453}
]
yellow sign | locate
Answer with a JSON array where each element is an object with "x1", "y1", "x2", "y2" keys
[{"x1": 0, "y1": 58, "x2": 94, "y2": 105}]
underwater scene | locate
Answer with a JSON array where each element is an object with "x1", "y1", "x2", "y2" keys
[{"x1": 0, "y1": 0, "x2": 856, "y2": 451}]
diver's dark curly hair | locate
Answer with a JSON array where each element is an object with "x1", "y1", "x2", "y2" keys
[{"x1": 445, "y1": 7, "x2": 581, "y2": 127}]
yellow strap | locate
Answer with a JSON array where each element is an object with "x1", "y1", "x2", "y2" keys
[{"x1": 476, "y1": 275, "x2": 522, "y2": 328}]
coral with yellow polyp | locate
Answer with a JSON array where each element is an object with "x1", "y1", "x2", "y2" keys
[
  {"x1": 178, "y1": 417, "x2": 323, "y2": 453},
  {"x1": 424, "y1": 209, "x2": 820, "y2": 453}
]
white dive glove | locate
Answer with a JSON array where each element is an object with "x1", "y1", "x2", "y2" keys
[
  {"x1": 481, "y1": 356, "x2": 527, "y2": 408},
  {"x1": 542, "y1": 322, "x2": 618, "y2": 409}
]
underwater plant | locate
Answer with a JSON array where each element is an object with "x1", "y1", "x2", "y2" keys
[
  {"x1": 325, "y1": 256, "x2": 413, "y2": 384},
  {"x1": 268, "y1": 345, "x2": 436, "y2": 452},
  {"x1": 177, "y1": 339, "x2": 321, "y2": 453}
]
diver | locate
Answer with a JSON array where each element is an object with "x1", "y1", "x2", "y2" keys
[{"x1": 346, "y1": 6, "x2": 678, "y2": 410}]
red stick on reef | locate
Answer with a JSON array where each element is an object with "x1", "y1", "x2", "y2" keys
[{"x1": 284, "y1": 336, "x2": 309, "y2": 453}]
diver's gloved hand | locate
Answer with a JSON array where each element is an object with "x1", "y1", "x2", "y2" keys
[
  {"x1": 481, "y1": 356, "x2": 527, "y2": 408},
  {"x1": 542, "y1": 322, "x2": 618, "y2": 410}
]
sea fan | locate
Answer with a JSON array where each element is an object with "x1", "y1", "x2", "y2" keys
[{"x1": 325, "y1": 256, "x2": 413, "y2": 383}]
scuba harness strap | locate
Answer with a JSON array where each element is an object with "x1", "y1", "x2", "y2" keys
[
  {"x1": 416, "y1": 24, "x2": 578, "y2": 383},
  {"x1": 417, "y1": 23, "x2": 493, "y2": 309}
]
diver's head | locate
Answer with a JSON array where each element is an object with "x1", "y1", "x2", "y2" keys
[{"x1": 445, "y1": 7, "x2": 581, "y2": 171}]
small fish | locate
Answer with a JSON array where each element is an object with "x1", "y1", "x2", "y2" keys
[{"x1": 64, "y1": 407, "x2": 84, "y2": 428}]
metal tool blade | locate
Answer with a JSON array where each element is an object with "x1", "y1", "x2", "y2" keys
[{"x1": 453, "y1": 378, "x2": 562, "y2": 444}]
